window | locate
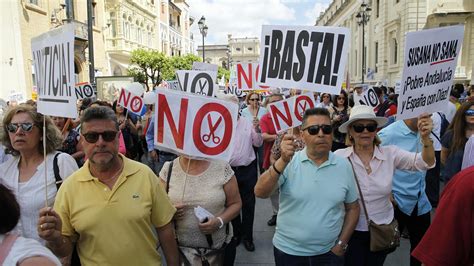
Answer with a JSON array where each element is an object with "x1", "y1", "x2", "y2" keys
[
  {"x1": 247, "y1": 47, "x2": 253, "y2": 51},
  {"x1": 236, "y1": 47, "x2": 241, "y2": 51},
  {"x1": 92, "y1": 2, "x2": 97, "y2": 26},
  {"x1": 375, "y1": 42, "x2": 378, "y2": 72},
  {"x1": 376, "y1": 0, "x2": 380, "y2": 18},
  {"x1": 392, "y1": 38, "x2": 398, "y2": 64},
  {"x1": 29, "y1": 0, "x2": 39, "y2": 5}
]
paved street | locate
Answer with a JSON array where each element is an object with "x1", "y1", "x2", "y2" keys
[{"x1": 235, "y1": 198, "x2": 411, "y2": 266}]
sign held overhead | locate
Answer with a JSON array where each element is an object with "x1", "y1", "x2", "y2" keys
[
  {"x1": 176, "y1": 70, "x2": 218, "y2": 97},
  {"x1": 258, "y1": 25, "x2": 350, "y2": 94},
  {"x1": 397, "y1": 25, "x2": 464, "y2": 120},
  {"x1": 268, "y1": 92, "x2": 317, "y2": 133}
]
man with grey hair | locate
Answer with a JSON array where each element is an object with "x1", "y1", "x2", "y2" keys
[{"x1": 38, "y1": 106, "x2": 179, "y2": 265}]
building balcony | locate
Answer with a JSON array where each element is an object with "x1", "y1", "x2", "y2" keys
[{"x1": 106, "y1": 37, "x2": 150, "y2": 53}]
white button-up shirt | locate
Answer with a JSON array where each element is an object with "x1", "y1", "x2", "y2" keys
[
  {"x1": 335, "y1": 145, "x2": 432, "y2": 231},
  {"x1": 229, "y1": 118, "x2": 263, "y2": 167}
]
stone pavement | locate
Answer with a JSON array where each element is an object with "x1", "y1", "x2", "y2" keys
[{"x1": 235, "y1": 198, "x2": 411, "y2": 266}]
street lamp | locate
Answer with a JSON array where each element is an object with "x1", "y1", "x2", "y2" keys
[
  {"x1": 226, "y1": 46, "x2": 231, "y2": 70},
  {"x1": 356, "y1": 3, "x2": 371, "y2": 84},
  {"x1": 198, "y1": 16, "x2": 208, "y2": 62}
]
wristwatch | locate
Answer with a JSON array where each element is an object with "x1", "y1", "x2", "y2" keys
[{"x1": 336, "y1": 240, "x2": 348, "y2": 251}]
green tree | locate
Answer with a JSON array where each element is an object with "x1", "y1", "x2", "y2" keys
[
  {"x1": 218, "y1": 66, "x2": 230, "y2": 83},
  {"x1": 127, "y1": 49, "x2": 171, "y2": 91},
  {"x1": 161, "y1": 54, "x2": 203, "y2": 80}
]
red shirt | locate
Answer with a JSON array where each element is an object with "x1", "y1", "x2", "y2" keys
[
  {"x1": 411, "y1": 166, "x2": 474, "y2": 266},
  {"x1": 260, "y1": 112, "x2": 276, "y2": 170}
]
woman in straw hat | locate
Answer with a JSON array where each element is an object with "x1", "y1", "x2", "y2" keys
[{"x1": 334, "y1": 105, "x2": 435, "y2": 266}]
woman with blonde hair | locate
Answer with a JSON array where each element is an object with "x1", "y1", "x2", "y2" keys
[{"x1": 0, "y1": 105, "x2": 78, "y2": 244}]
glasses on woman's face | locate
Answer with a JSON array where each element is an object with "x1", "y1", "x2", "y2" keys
[
  {"x1": 249, "y1": 98, "x2": 260, "y2": 102},
  {"x1": 322, "y1": 95, "x2": 329, "y2": 99},
  {"x1": 337, "y1": 97, "x2": 345, "y2": 100},
  {"x1": 352, "y1": 123, "x2": 378, "y2": 133},
  {"x1": 7, "y1": 123, "x2": 34, "y2": 133},
  {"x1": 465, "y1": 109, "x2": 474, "y2": 116}
]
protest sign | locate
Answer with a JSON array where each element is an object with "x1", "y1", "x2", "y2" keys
[
  {"x1": 192, "y1": 62, "x2": 219, "y2": 72},
  {"x1": 236, "y1": 63, "x2": 269, "y2": 90},
  {"x1": 268, "y1": 92, "x2": 317, "y2": 133},
  {"x1": 75, "y1": 82, "x2": 96, "y2": 100},
  {"x1": 176, "y1": 70, "x2": 217, "y2": 97},
  {"x1": 397, "y1": 25, "x2": 464, "y2": 120},
  {"x1": 32, "y1": 23, "x2": 77, "y2": 118},
  {"x1": 225, "y1": 84, "x2": 246, "y2": 97},
  {"x1": 258, "y1": 25, "x2": 350, "y2": 94},
  {"x1": 154, "y1": 88, "x2": 238, "y2": 161},
  {"x1": 118, "y1": 88, "x2": 144, "y2": 115},
  {"x1": 353, "y1": 85, "x2": 379, "y2": 108}
]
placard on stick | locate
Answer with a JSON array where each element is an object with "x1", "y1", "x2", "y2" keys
[
  {"x1": 32, "y1": 23, "x2": 77, "y2": 118},
  {"x1": 353, "y1": 85, "x2": 379, "y2": 108},
  {"x1": 176, "y1": 70, "x2": 217, "y2": 97},
  {"x1": 268, "y1": 92, "x2": 317, "y2": 133},
  {"x1": 397, "y1": 25, "x2": 464, "y2": 120},
  {"x1": 154, "y1": 88, "x2": 238, "y2": 161},
  {"x1": 258, "y1": 25, "x2": 350, "y2": 94}
]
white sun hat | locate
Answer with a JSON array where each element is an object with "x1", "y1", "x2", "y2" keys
[{"x1": 338, "y1": 105, "x2": 388, "y2": 133}]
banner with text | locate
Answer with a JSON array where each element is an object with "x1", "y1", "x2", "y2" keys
[
  {"x1": 154, "y1": 88, "x2": 238, "y2": 161},
  {"x1": 176, "y1": 70, "x2": 218, "y2": 97},
  {"x1": 268, "y1": 92, "x2": 317, "y2": 133},
  {"x1": 118, "y1": 87, "x2": 145, "y2": 115},
  {"x1": 32, "y1": 23, "x2": 77, "y2": 118},
  {"x1": 258, "y1": 25, "x2": 350, "y2": 94},
  {"x1": 75, "y1": 82, "x2": 96, "y2": 100},
  {"x1": 397, "y1": 25, "x2": 464, "y2": 120},
  {"x1": 236, "y1": 63, "x2": 270, "y2": 90},
  {"x1": 192, "y1": 62, "x2": 219, "y2": 72}
]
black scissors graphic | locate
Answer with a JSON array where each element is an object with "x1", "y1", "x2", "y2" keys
[{"x1": 202, "y1": 115, "x2": 222, "y2": 144}]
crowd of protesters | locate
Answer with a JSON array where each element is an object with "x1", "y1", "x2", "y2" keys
[{"x1": 0, "y1": 82, "x2": 473, "y2": 266}]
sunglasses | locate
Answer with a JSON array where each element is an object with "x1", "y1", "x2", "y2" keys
[
  {"x1": 249, "y1": 98, "x2": 260, "y2": 102},
  {"x1": 352, "y1": 123, "x2": 378, "y2": 133},
  {"x1": 7, "y1": 123, "x2": 34, "y2": 133},
  {"x1": 337, "y1": 97, "x2": 346, "y2": 100},
  {"x1": 82, "y1": 131, "x2": 118, "y2": 143},
  {"x1": 303, "y1": 124, "x2": 332, "y2": 135},
  {"x1": 465, "y1": 109, "x2": 474, "y2": 116}
]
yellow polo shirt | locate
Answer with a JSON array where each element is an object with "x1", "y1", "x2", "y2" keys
[{"x1": 54, "y1": 155, "x2": 176, "y2": 266}]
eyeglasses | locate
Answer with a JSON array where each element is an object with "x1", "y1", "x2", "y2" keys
[
  {"x1": 322, "y1": 95, "x2": 330, "y2": 98},
  {"x1": 302, "y1": 124, "x2": 332, "y2": 135},
  {"x1": 249, "y1": 98, "x2": 260, "y2": 102},
  {"x1": 337, "y1": 97, "x2": 345, "y2": 100},
  {"x1": 82, "y1": 131, "x2": 118, "y2": 143},
  {"x1": 352, "y1": 123, "x2": 378, "y2": 133},
  {"x1": 465, "y1": 109, "x2": 474, "y2": 116},
  {"x1": 7, "y1": 123, "x2": 34, "y2": 133}
]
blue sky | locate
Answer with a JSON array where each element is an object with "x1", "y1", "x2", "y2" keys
[{"x1": 187, "y1": 0, "x2": 332, "y2": 45}]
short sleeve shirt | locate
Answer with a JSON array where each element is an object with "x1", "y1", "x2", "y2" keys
[
  {"x1": 260, "y1": 112, "x2": 277, "y2": 169},
  {"x1": 441, "y1": 130, "x2": 465, "y2": 182},
  {"x1": 273, "y1": 149, "x2": 358, "y2": 256},
  {"x1": 54, "y1": 155, "x2": 176, "y2": 265}
]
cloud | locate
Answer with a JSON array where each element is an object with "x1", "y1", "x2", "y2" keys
[
  {"x1": 304, "y1": 1, "x2": 330, "y2": 25},
  {"x1": 187, "y1": 0, "x2": 296, "y2": 45}
]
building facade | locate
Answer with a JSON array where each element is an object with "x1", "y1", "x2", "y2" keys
[
  {"x1": 0, "y1": 0, "x2": 108, "y2": 101},
  {"x1": 197, "y1": 34, "x2": 260, "y2": 70},
  {"x1": 316, "y1": 0, "x2": 474, "y2": 87}
]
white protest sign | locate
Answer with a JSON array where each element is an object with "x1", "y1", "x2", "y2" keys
[
  {"x1": 192, "y1": 62, "x2": 219, "y2": 72},
  {"x1": 32, "y1": 23, "x2": 77, "y2": 118},
  {"x1": 268, "y1": 92, "x2": 317, "y2": 133},
  {"x1": 397, "y1": 25, "x2": 464, "y2": 120},
  {"x1": 236, "y1": 63, "x2": 270, "y2": 90},
  {"x1": 354, "y1": 85, "x2": 379, "y2": 108},
  {"x1": 162, "y1": 80, "x2": 181, "y2": 91},
  {"x1": 8, "y1": 92, "x2": 25, "y2": 103},
  {"x1": 118, "y1": 87, "x2": 144, "y2": 115},
  {"x1": 176, "y1": 70, "x2": 218, "y2": 97},
  {"x1": 154, "y1": 88, "x2": 238, "y2": 161},
  {"x1": 258, "y1": 25, "x2": 350, "y2": 94},
  {"x1": 74, "y1": 82, "x2": 96, "y2": 100},
  {"x1": 225, "y1": 84, "x2": 247, "y2": 97}
]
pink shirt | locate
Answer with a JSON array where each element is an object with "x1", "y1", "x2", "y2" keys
[
  {"x1": 229, "y1": 118, "x2": 263, "y2": 167},
  {"x1": 335, "y1": 145, "x2": 433, "y2": 231}
]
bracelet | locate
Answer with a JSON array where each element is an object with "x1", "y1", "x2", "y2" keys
[
  {"x1": 272, "y1": 163, "x2": 282, "y2": 175},
  {"x1": 217, "y1": 217, "x2": 224, "y2": 229},
  {"x1": 421, "y1": 139, "x2": 433, "y2": 148}
]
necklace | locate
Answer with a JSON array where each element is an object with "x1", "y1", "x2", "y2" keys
[{"x1": 99, "y1": 160, "x2": 124, "y2": 183}]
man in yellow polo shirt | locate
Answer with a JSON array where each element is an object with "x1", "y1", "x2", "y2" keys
[{"x1": 38, "y1": 106, "x2": 178, "y2": 265}]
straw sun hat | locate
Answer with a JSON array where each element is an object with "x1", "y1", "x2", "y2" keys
[{"x1": 338, "y1": 105, "x2": 388, "y2": 133}]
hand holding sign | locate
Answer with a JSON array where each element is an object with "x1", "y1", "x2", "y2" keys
[
  {"x1": 268, "y1": 92, "x2": 317, "y2": 134},
  {"x1": 280, "y1": 134, "x2": 296, "y2": 163},
  {"x1": 417, "y1": 113, "x2": 434, "y2": 139}
]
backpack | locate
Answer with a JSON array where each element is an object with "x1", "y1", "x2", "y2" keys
[{"x1": 431, "y1": 112, "x2": 450, "y2": 143}]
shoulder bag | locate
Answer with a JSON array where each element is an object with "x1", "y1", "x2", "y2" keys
[{"x1": 348, "y1": 158, "x2": 400, "y2": 252}]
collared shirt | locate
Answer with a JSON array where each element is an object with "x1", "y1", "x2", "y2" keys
[
  {"x1": 260, "y1": 112, "x2": 277, "y2": 169},
  {"x1": 229, "y1": 118, "x2": 263, "y2": 167},
  {"x1": 54, "y1": 155, "x2": 176, "y2": 265},
  {"x1": 145, "y1": 116, "x2": 156, "y2": 151},
  {"x1": 378, "y1": 120, "x2": 434, "y2": 216},
  {"x1": 240, "y1": 106, "x2": 267, "y2": 122},
  {"x1": 335, "y1": 145, "x2": 432, "y2": 231},
  {"x1": 273, "y1": 149, "x2": 358, "y2": 256}
]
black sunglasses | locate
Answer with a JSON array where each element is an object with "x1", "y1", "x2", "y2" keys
[
  {"x1": 303, "y1": 124, "x2": 332, "y2": 135},
  {"x1": 82, "y1": 131, "x2": 118, "y2": 143},
  {"x1": 352, "y1": 123, "x2": 378, "y2": 133},
  {"x1": 249, "y1": 98, "x2": 260, "y2": 102},
  {"x1": 7, "y1": 123, "x2": 34, "y2": 133}
]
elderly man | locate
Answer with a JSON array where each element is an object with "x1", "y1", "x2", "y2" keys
[
  {"x1": 38, "y1": 106, "x2": 178, "y2": 265},
  {"x1": 255, "y1": 108, "x2": 360, "y2": 265}
]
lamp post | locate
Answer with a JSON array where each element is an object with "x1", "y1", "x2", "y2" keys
[
  {"x1": 226, "y1": 46, "x2": 231, "y2": 70},
  {"x1": 198, "y1": 16, "x2": 208, "y2": 62},
  {"x1": 356, "y1": 3, "x2": 371, "y2": 84}
]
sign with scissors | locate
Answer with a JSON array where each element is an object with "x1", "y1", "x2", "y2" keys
[{"x1": 154, "y1": 88, "x2": 238, "y2": 161}]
